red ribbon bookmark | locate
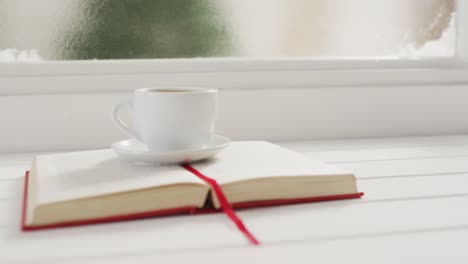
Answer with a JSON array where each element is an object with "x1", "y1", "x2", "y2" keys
[{"x1": 182, "y1": 164, "x2": 260, "y2": 246}]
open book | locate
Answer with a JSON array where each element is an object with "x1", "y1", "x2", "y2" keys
[{"x1": 23, "y1": 142, "x2": 362, "y2": 230}]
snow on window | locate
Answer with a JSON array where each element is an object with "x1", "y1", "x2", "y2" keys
[
  {"x1": 0, "y1": 49, "x2": 43, "y2": 62},
  {"x1": 0, "y1": 0, "x2": 457, "y2": 61}
]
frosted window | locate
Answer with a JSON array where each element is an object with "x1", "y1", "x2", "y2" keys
[{"x1": 0, "y1": 0, "x2": 456, "y2": 61}]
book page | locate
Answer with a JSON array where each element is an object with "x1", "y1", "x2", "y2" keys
[
  {"x1": 193, "y1": 142, "x2": 352, "y2": 184},
  {"x1": 36, "y1": 150, "x2": 204, "y2": 204}
]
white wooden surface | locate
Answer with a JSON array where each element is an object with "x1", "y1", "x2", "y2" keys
[{"x1": 1, "y1": 135, "x2": 468, "y2": 263}]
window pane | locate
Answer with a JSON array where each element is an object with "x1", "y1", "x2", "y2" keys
[{"x1": 0, "y1": 0, "x2": 456, "y2": 61}]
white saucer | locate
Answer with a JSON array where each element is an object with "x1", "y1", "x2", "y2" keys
[{"x1": 111, "y1": 135, "x2": 230, "y2": 165}]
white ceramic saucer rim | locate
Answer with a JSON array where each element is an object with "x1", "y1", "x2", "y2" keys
[
  {"x1": 111, "y1": 134, "x2": 230, "y2": 165},
  {"x1": 112, "y1": 134, "x2": 230, "y2": 155}
]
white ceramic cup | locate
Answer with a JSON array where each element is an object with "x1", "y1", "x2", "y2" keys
[{"x1": 112, "y1": 88, "x2": 218, "y2": 151}]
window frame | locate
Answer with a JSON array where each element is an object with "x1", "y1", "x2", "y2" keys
[
  {"x1": 457, "y1": 0, "x2": 468, "y2": 61},
  {"x1": 0, "y1": 0, "x2": 467, "y2": 95}
]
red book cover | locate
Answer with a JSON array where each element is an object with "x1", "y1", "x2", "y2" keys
[{"x1": 21, "y1": 171, "x2": 364, "y2": 232}]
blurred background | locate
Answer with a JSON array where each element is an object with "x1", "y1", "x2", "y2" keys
[{"x1": 0, "y1": 0, "x2": 456, "y2": 60}]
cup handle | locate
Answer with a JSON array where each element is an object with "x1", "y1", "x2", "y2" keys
[{"x1": 112, "y1": 100, "x2": 140, "y2": 140}]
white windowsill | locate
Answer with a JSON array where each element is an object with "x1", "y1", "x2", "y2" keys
[{"x1": 1, "y1": 57, "x2": 468, "y2": 96}]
